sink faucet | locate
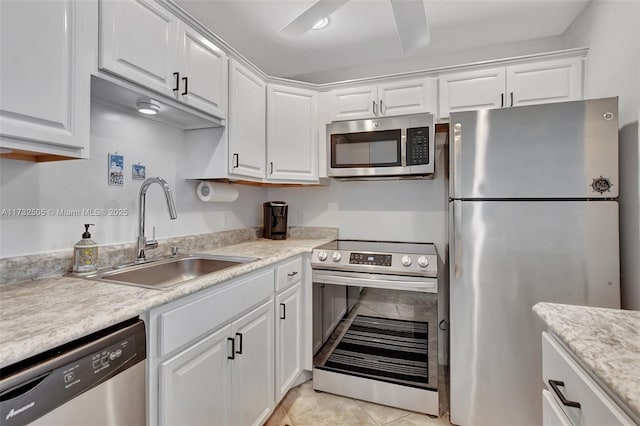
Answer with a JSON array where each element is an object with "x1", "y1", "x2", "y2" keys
[{"x1": 136, "y1": 177, "x2": 178, "y2": 263}]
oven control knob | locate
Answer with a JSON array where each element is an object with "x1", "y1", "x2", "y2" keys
[
  {"x1": 417, "y1": 256, "x2": 429, "y2": 268},
  {"x1": 317, "y1": 250, "x2": 328, "y2": 261},
  {"x1": 332, "y1": 251, "x2": 342, "y2": 262},
  {"x1": 401, "y1": 255, "x2": 412, "y2": 266}
]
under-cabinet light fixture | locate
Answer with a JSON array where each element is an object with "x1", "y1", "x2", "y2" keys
[
  {"x1": 136, "y1": 100, "x2": 160, "y2": 115},
  {"x1": 312, "y1": 17, "x2": 329, "y2": 30}
]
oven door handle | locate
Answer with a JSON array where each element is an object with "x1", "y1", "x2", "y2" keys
[{"x1": 313, "y1": 272, "x2": 437, "y2": 293}]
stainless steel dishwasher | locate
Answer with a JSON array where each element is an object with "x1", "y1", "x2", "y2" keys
[{"x1": 0, "y1": 319, "x2": 146, "y2": 426}]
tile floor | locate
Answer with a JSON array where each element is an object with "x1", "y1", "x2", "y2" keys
[{"x1": 265, "y1": 380, "x2": 451, "y2": 426}]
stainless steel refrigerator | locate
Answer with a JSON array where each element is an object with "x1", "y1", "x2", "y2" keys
[{"x1": 448, "y1": 98, "x2": 621, "y2": 426}]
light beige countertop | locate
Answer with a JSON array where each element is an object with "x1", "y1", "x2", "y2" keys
[
  {"x1": 533, "y1": 302, "x2": 640, "y2": 421},
  {"x1": 0, "y1": 237, "x2": 333, "y2": 369}
]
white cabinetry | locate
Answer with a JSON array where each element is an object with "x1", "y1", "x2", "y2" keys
[
  {"x1": 275, "y1": 257, "x2": 304, "y2": 400},
  {"x1": 0, "y1": 0, "x2": 94, "y2": 160},
  {"x1": 99, "y1": 0, "x2": 227, "y2": 118},
  {"x1": 267, "y1": 84, "x2": 318, "y2": 182},
  {"x1": 541, "y1": 332, "x2": 635, "y2": 426},
  {"x1": 438, "y1": 57, "x2": 583, "y2": 118},
  {"x1": 228, "y1": 59, "x2": 266, "y2": 179},
  {"x1": 328, "y1": 78, "x2": 435, "y2": 121},
  {"x1": 147, "y1": 268, "x2": 275, "y2": 426}
]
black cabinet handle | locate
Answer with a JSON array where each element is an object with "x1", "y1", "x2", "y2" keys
[
  {"x1": 235, "y1": 332, "x2": 243, "y2": 354},
  {"x1": 270, "y1": 162, "x2": 274, "y2": 174},
  {"x1": 501, "y1": 93, "x2": 504, "y2": 108},
  {"x1": 549, "y1": 380, "x2": 581, "y2": 408},
  {"x1": 510, "y1": 91, "x2": 514, "y2": 107},
  {"x1": 379, "y1": 100, "x2": 385, "y2": 115},
  {"x1": 233, "y1": 153, "x2": 239, "y2": 168},
  {"x1": 227, "y1": 337, "x2": 235, "y2": 359},
  {"x1": 287, "y1": 271, "x2": 298, "y2": 277},
  {"x1": 279, "y1": 303, "x2": 286, "y2": 320},
  {"x1": 173, "y1": 72, "x2": 180, "y2": 92},
  {"x1": 181, "y1": 77, "x2": 188, "y2": 96}
]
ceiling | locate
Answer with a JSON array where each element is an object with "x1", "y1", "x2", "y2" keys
[{"x1": 175, "y1": 0, "x2": 591, "y2": 83}]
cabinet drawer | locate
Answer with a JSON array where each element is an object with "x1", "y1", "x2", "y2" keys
[
  {"x1": 542, "y1": 332, "x2": 634, "y2": 425},
  {"x1": 276, "y1": 256, "x2": 302, "y2": 292},
  {"x1": 159, "y1": 268, "x2": 274, "y2": 357}
]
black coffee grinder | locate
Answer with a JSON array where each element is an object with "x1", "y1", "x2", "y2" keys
[{"x1": 263, "y1": 201, "x2": 288, "y2": 240}]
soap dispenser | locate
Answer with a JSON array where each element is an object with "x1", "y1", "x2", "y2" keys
[{"x1": 73, "y1": 224, "x2": 98, "y2": 274}]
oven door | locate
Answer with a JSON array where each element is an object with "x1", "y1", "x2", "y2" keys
[
  {"x1": 312, "y1": 270, "x2": 439, "y2": 392},
  {"x1": 329, "y1": 128, "x2": 410, "y2": 177}
]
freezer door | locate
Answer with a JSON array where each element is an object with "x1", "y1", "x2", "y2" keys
[
  {"x1": 449, "y1": 98, "x2": 619, "y2": 199},
  {"x1": 449, "y1": 200, "x2": 619, "y2": 426}
]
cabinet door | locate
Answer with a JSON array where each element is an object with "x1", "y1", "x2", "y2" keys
[
  {"x1": 179, "y1": 23, "x2": 228, "y2": 118},
  {"x1": 267, "y1": 85, "x2": 318, "y2": 182},
  {"x1": 275, "y1": 282, "x2": 302, "y2": 400},
  {"x1": 378, "y1": 78, "x2": 435, "y2": 117},
  {"x1": 328, "y1": 85, "x2": 378, "y2": 120},
  {"x1": 99, "y1": 0, "x2": 178, "y2": 97},
  {"x1": 0, "y1": 0, "x2": 92, "y2": 156},
  {"x1": 542, "y1": 390, "x2": 572, "y2": 426},
  {"x1": 438, "y1": 67, "x2": 506, "y2": 118},
  {"x1": 160, "y1": 324, "x2": 232, "y2": 426},
  {"x1": 231, "y1": 300, "x2": 275, "y2": 426},
  {"x1": 506, "y1": 58, "x2": 583, "y2": 107},
  {"x1": 228, "y1": 59, "x2": 266, "y2": 179}
]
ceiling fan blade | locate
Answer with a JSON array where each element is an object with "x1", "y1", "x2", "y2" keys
[
  {"x1": 390, "y1": 0, "x2": 431, "y2": 51},
  {"x1": 278, "y1": 0, "x2": 349, "y2": 38}
]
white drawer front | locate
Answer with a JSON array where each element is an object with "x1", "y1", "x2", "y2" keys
[
  {"x1": 276, "y1": 256, "x2": 302, "y2": 292},
  {"x1": 159, "y1": 269, "x2": 274, "y2": 357},
  {"x1": 542, "y1": 332, "x2": 634, "y2": 426}
]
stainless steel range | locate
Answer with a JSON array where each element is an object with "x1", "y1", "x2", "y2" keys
[{"x1": 311, "y1": 240, "x2": 440, "y2": 415}]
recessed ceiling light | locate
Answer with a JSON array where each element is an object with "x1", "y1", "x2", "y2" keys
[
  {"x1": 136, "y1": 100, "x2": 160, "y2": 115},
  {"x1": 312, "y1": 17, "x2": 329, "y2": 30}
]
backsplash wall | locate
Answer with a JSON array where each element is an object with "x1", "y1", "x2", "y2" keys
[{"x1": 0, "y1": 100, "x2": 267, "y2": 258}]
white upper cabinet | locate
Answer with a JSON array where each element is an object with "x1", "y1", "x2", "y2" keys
[
  {"x1": 99, "y1": 0, "x2": 227, "y2": 118},
  {"x1": 179, "y1": 23, "x2": 228, "y2": 118},
  {"x1": 438, "y1": 57, "x2": 583, "y2": 118},
  {"x1": 267, "y1": 84, "x2": 318, "y2": 182},
  {"x1": 328, "y1": 78, "x2": 435, "y2": 121},
  {"x1": 100, "y1": 0, "x2": 178, "y2": 97},
  {"x1": 228, "y1": 59, "x2": 266, "y2": 179},
  {"x1": 438, "y1": 67, "x2": 506, "y2": 118},
  {"x1": 506, "y1": 58, "x2": 583, "y2": 108},
  {"x1": 0, "y1": 0, "x2": 94, "y2": 159}
]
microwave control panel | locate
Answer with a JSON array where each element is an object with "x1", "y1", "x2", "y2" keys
[{"x1": 407, "y1": 127, "x2": 430, "y2": 165}]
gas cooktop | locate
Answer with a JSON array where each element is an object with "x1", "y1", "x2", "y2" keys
[{"x1": 311, "y1": 240, "x2": 438, "y2": 277}]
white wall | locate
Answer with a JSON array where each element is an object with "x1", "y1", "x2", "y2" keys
[
  {"x1": 563, "y1": 0, "x2": 640, "y2": 309},
  {"x1": 267, "y1": 148, "x2": 449, "y2": 255},
  {"x1": 0, "y1": 101, "x2": 266, "y2": 257}
]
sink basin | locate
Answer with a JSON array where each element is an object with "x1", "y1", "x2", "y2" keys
[{"x1": 84, "y1": 254, "x2": 256, "y2": 290}]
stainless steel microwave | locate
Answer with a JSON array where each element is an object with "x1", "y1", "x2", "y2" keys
[{"x1": 327, "y1": 113, "x2": 435, "y2": 179}]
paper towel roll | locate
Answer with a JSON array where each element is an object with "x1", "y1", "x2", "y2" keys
[{"x1": 197, "y1": 181, "x2": 239, "y2": 202}]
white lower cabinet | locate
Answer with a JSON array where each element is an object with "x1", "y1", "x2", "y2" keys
[
  {"x1": 541, "y1": 332, "x2": 635, "y2": 425},
  {"x1": 275, "y1": 282, "x2": 303, "y2": 400},
  {"x1": 231, "y1": 300, "x2": 275, "y2": 426},
  {"x1": 147, "y1": 268, "x2": 275, "y2": 426},
  {"x1": 160, "y1": 324, "x2": 232, "y2": 426}
]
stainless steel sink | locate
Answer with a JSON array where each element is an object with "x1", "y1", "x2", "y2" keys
[{"x1": 83, "y1": 254, "x2": 256, "y2": 290}]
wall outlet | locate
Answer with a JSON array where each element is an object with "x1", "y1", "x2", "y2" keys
[{"x1": 222, "y1": 212, "x2": 229, "y2": 229}]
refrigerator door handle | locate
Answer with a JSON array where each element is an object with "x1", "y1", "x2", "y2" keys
[
  {"x1": 452, "y1": 123, "x2": 462, "y2": 197},
  {"x1": 453, "y1": 200, "x2": 463, "y2": 278}
]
